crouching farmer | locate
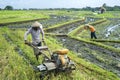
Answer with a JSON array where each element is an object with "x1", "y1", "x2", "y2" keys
[{"x1": 24, "y1": 21, "x2": 44, "y2": 60}]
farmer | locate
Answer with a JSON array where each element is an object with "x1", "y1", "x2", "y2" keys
[
  {"x1": 84, "y1": 24, "x2": 97, "y2": 39},
  {"x1": 24, "y1": 21, "x2": 44, "y2": 60},
  {"x1": 100, "y1": 6, "x2": 106, "y2": 14}
]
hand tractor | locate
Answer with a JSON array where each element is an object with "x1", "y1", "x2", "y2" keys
[{"x1": 26, "y1": 41, "x2": 76, "y2": 80}]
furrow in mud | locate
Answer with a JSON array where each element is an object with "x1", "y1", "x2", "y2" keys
[{"x1": 54, "y1": 36, "x2": 120, "y2": 77}]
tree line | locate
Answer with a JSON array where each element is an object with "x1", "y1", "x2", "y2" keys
[{"x1": 0, "y1": 4, "x2": 120, "y2": 11}]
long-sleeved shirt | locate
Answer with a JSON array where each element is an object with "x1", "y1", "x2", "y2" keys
[{"x1": 24, "y1": 26, "x2": 44, "y2": 45}]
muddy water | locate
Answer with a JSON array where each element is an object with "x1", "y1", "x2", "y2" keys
[
  {"x1": 105, "y1": 23, "x2": 120, "y2": 38},
  {"x1": 99, "y1": 19, "x2": 120, "y2": 40},
  {"x1": 54, "y1": 36, "x2": 120, "y2": 77},
  {"x1": 85, "y1": 17, "x2": 102, "y2": 24}
]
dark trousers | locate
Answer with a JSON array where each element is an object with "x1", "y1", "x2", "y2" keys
[{"x1": 91, "y1": 32, "x2": 97, "y2": 39}]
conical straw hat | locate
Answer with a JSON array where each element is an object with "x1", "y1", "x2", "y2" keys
[{"x1": 32, "y1": 21, "x2": 41, "y2": 27}]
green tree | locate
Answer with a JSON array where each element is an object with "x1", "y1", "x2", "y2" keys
[
  {"x1": 114, "y1": 6, "x2": 120, "y2": 11},
  {"x1": 4, "y1": 5, "x2": 13, "y2": 10},
  {"x1": 102, "y1": 3, "x2": 107, "y2": 8}
]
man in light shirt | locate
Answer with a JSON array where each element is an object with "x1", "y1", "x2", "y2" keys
[{"x1": 24, "y1": 21, "x2": 44, "y2": 60}]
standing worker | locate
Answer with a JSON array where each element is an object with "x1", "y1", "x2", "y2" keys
[
  {"x1": 100, "y1": 6, "x2": 106, "y2": 14},
  {"x1": 24, "y1": 21, "x2": 44, "y2": 60},
  {"x1": 84, "y1": 24, "x2": 97, "y2": 39}
]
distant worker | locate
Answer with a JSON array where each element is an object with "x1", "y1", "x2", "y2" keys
[
  {"x1": 100, "y1": 6, "x2": 106, "y2": 14},
  {"x1": 24, "y1": 21, "x2": 44, "y2": 60},
  {"x1": 84, "y1": 24, "x2": 97, "y2": 39}
]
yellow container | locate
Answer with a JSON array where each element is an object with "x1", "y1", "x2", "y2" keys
[
  {"x1": 55, "y1": 49, "x2": 69, "y2": 55},
  {"x1": 59, "y1": 55, "x2": 66, "y2": 66}
]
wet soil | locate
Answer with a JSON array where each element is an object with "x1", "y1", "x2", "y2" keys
[
  {"x1": 54, "y1": 36, "x2": 120, "y2": 77},
  {"x1": 99, "y1": 42, "x2": 120, "y2": 49},
  {"x1": 46, "y1": 20, "x2": 85, "y2": 34}
]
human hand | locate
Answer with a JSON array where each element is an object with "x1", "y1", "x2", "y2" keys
[
  {"x1": 42, "y1": 38, "x2": 44, "y2": 42},
  {"x1": 24, "y1": 40, "x2": 28, "y2": 44}
]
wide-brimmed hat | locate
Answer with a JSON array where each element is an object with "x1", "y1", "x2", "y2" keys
[{"x1": 32, "y1": 21, "x2": 41, "y2": 27}]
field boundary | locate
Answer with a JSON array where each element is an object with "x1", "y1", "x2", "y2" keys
[{"x1": 0, "y1": 18, "x2": 48, "y2": 26}]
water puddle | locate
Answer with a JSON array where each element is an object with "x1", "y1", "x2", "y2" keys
[{"x1": 105, "y1": 23, "x2": 120, "y2": 38}]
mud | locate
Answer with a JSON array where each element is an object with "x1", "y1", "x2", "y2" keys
[
  {"x1": 46, "y1": 18, "x2": 120, "y2": 76},
  {"x1": 105, "y1": 23, "x2": 120, "y2": 38},
  {"x1": 46, "y1": 20, "x2": 84, "y2": 34},
  {"x1": 99, "y1": 42, "x2": 120, "y2": 49},
  {"x1": 54, "y1": 36, "x2": 120, "y2": 77}
]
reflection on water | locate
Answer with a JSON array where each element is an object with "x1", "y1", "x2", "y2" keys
[{"x1": 105, "y1": 23, "x2": 120, "y2": 38}]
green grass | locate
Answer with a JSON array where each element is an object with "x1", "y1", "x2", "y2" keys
[
  {"x1": 0, "y1": 28, "x2": 37, "y2": 80},
  {"x1": 0, "y1": 10, "x2": 49, "y2": 24},
  {"x1": 94, "y1": 11, "x2": 120, "y2": 18},
  {"x1": 1, "y1": 10, "x2": 120, "y2": 24},
  {"x1": 0, "y1": 27, "x2": 119, "y2": 80},
  {"x1": 1, "y1": 10, "x2": 120, "y2": 80}
]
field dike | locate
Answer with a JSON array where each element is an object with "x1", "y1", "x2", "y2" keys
[{"x1": 0, "y1": 18, "x2": 47, "y2": 26}]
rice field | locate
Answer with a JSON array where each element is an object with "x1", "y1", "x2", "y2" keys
[{"x1": 0, "y1": 10, "x2": 120, "y2": 80}]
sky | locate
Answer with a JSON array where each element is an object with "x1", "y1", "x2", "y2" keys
[{"x1": 0, "y1": 0, "x2": 120, "y2": 9}]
